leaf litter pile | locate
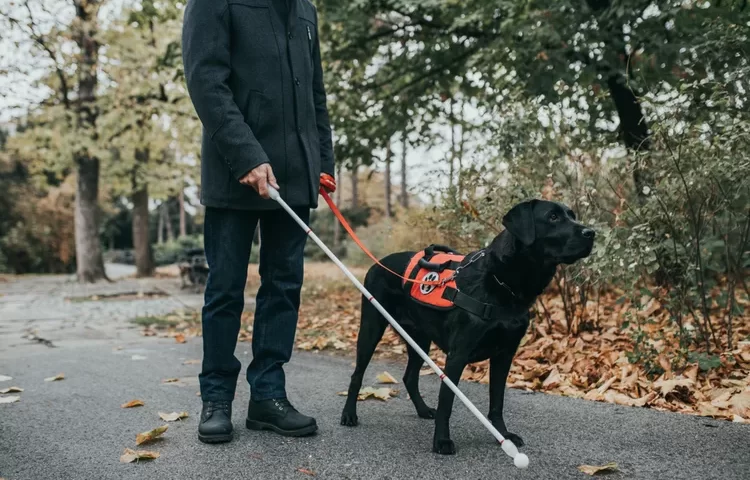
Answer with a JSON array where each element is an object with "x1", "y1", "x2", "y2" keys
[{"x1": 139, "y1": 262, "x2": 750, "y2": 424}]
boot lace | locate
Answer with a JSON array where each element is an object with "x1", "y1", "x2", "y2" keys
[
  {"x1": 205, "y1": 400, "x2": 231, "y2": 416},
  {"x1": 271, "y1": 398, "x2": 295, "y2": 413}
]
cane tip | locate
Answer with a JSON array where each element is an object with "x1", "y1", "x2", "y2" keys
[{"x1": 514, "y1": 453, "x2": 529, "y2": 469}]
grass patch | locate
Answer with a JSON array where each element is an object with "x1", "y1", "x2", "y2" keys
[
  {"x1": 66, "y1": 291, "x2": 168, "y2": 303},
  {"x1": 131, "y1": 315, "x2": 181, "y2": 329}
]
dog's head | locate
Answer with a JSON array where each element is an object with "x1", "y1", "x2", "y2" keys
[{"x1": 501, "y1": 199, "x2": 595, "y2": 265}]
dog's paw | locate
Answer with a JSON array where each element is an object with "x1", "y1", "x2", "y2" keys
[
  {"x1": 340, "y1": 411, "x2": 359, "y2": 427},
  {"x1": 417, "y1": 407, "x2": 437, "y2": 419},
  {"x1": 432, "y1": 438, "x2": 456, "y2": 455},
  {"x1": 501, "y1": 432, "x2": 524, "y2": 447}
]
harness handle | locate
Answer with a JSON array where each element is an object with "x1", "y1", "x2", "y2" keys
[{"x1": 320, "y1": 189, "x2": 443, "y2": 286}]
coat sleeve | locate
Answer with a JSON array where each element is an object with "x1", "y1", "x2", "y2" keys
[
  {"x1": 182, "y1": 0, "x2": 269, "y2": 181},
  {"x1": 311, "y1": 8, "x2": 335, "y2": 177}
]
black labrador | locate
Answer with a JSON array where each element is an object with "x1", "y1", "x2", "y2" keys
[{"x1": 340, "y1": 199, "x2": 595, "y2": 454}]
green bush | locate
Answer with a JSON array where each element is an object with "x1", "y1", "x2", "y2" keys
[{"x1": 153, "y1": 234, "x2": 204, "y2": 266}]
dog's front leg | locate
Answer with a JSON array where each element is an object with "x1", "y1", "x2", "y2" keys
[
  {"x1": 432, "y1": 354, "x2": 468, "y2": 455},
  {"x1": 488, "y1": 352, "x2": 524, "y2": 447}
]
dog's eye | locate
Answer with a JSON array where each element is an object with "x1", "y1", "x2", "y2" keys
[{"x1": 549, "y1": 213, "x2": 559, "y2": 221}]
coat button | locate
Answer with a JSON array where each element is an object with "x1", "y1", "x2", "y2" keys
[
  {"x1": 295, "y1": 78, "x2": 300, "y2": 86},
  {"x1": 287, "y1": 32, "x2": 292, "y2": 39}
]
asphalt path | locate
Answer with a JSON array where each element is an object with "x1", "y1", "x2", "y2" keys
[
  {"x1": 1, "y1": 337, "x2": 749, "y2": 480},
  {"x1": 1, "y1": 271, "x2": 748, "y2": 480}
]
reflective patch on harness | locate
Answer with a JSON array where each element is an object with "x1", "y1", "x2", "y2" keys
[
  {"x1": 403, "y1": 250, "x2": 465, "y2": 310},
  {"x1": 419, "y1": 272, "x2": 440, "y2": 295}
]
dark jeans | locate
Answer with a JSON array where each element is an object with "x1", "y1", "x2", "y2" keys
[{"x1": 199, "y1": 206, "x2": 309, "y2": 402}]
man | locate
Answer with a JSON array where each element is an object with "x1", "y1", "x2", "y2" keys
[{"x1": 182, "y1": 0, "x2": 335, "y2": 444}]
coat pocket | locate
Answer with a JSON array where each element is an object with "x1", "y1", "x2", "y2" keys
[{"x1": 244, "y1": 90, "x2": 269, "y2": 135}]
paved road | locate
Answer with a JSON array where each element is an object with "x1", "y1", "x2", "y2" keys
[{"x1": 1, "y1": 275, "x2": 749, "y2": 480}]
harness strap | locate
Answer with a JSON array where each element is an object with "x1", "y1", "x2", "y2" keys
[
  {"x1": 442, "y1": 287, "x2": 499, "y2": 320},
  {"x1": 417, "y1": 258, "x2": 462, "y2": 272}
]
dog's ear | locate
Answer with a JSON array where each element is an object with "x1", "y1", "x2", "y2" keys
[{"x1": 502, "y1": 199, "x2": 538, "y2": 247}]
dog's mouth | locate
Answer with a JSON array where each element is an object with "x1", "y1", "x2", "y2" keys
[{"x1": 558, "y1": 242, "x2": 594, "y2": 265}]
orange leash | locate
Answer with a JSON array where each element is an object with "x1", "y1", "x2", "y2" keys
[{"x1": 319, "y1": 188, "x2": 443, "y2": 286}]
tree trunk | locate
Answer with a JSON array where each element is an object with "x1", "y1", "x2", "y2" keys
[
  {"x1": 178, "y1": 189, "x2": 186, "y2": 238},
  {"x1": 131, "y1": 186, "x2": 154, "y2": 277},
  {"x1": 163, "y1": 201, "x2": 175, "y2": 242},
  {"x1": 73, "y1": 0, "x2": 105, "y2": 283},
  {"x1": 606, "y1": 73, "x2": 652, "y2": 200},
  {"x1": 400, "y1": 130, "x2": 409, "y2": 209},
  {"x1": 384, "y1": 140, "x2": 393, "y2": 218},
  {"x1": 75, "y1": 158, "x2": 106, "y2": 282},
  {"x1": 449, "y1": 98, "x2": 456, "y2": 186},
  {"x1": 157, "y1": 203, "x2": 165, "y2": 244},
  {"x1": 351, "y1": 164, "x2": 359, "y2": 208}
]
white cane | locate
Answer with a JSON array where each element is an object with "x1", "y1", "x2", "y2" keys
[{"x1": 269, "y1": 187, "x2": 529, "y2": 469}]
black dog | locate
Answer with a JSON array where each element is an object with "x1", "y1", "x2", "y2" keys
[{"x1": 340, "y1": 199, "x2": 595, "y2": 454}]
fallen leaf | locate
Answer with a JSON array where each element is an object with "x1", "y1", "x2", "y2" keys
[
  {"x1": 182, "y1": 359, "x2": 201, "y2": 365},
  {"x1": 162, "y1": 378, "x2": 180, "y2": 383},
  {"x1": 297, "y1": 468, "x2": 315, "y2": 476},
  {"x1": 0, "y1": 375, "x2": 12, "y2": 382},
  {"x1": 158, "y1": 411, "x2": 189, "y2": 422},
  {"x1": 0, "y1": 395, "x2": 20, "y2": 404},
  {"x1": 175, "y1": 334, "x2": 186, "y2": 344},
  {"x1": 376, "y1": 371, "x2": 398, "y2": 384},
  {"x1": 542, "y1": 368, "x2": 561, "y2": 390},
  {"x1": 0, "y1": 387, "x2": 23, "y2": 394},
  {"x1": 419, "y1": 369, "x2": 435, "y2": 376},
  {"x1": 578, "y1": 462, "x2": 619, "y2": 476},
  {"x1": 337, "y1": 386, "x2": 398, "y2": 401},
  {"x1": 121, "y1": 400, "x2": 145, "y2": 408},
  {"x1": 131, "y1": 355, "x2": 147, "y2": 361},
  {"x1": 44, "y1": 373, "x2": 65, "y2": 382},
  {"x1": 653, "y1": 377, "x2": 694, "y2": 401},
  {"x1": 729, "y1": 391, "x2": 750, "y2": 418},
  {"x1": 136, "y1": 425, "x2": 168, "y2": 445},
  {"x1": 120, "y1": 448, "x2": 160, "y2": 463}
]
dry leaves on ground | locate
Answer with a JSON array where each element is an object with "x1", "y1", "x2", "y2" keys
[
  {"x1": 578, "y1": 462, "x2": 619, "y2": 476},
  {"x1": 44, "y1": 373, "x2": 64, "y2": 382},
  {"x1": 376, "y1": 371, "x2": 398, "y2": 384},
  {"x1": 182, "y1": 359, "x2": 200, "y2": 365},
  {"x1": 337, "y1": 387, "x2": 399, "y2": 401},
  {"x1": 296, "y1": 468, "x2": 315, "y2": 476},
  {"x1": 162, "y1": 378, "x2": 180, "y2": 384},
  {"x1": 120, "y1": 448, "x2": 160, "y2": 463},
  {"x1": 136, "y1": 425, "x2": 168, "y2": 446},
  {"x1": 121, "y1": 400, "x2": 145, "y2": 408},
  {"x1": 175, "y1": 334, "x2": 186, "y2": 344},
  {"x1": 0, "y1": 396, "x2": 20, "y2": 404},
  {"x1": 158, "y1": 411, "x2": 188, "y2": 422},
  {"x1": 145, "y1": 263, "x2": 750, "y2": 423},
  {"x1": 0, "y1": 387, "x2": 23, "y2": 394}
]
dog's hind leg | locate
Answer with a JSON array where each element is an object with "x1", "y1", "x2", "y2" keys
[
  {"x1": 340, "y1": 295, "x2": 388, "y2": 427},
  {"x1": 403, "y1": 332, "x2": 436, "y2": 419}
]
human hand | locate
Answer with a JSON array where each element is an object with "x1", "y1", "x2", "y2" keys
[
  {"x1": 320, "y1": 172, "x2": 336, "y2": 193},
  {"x1": 240, "y1": 163, "x2": 279, "y2": 199}
]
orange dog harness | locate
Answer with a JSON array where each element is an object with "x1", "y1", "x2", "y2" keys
[
  {"x1": 403, "y1": 246, "x2": 465, "y2": 310},
  {"x1": 402, "y1": 245, "x2": 504, "y2": 320}
]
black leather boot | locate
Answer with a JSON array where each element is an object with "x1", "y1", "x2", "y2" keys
[
  {"x1": 246, "y1": 398, "x2": 317, "y2": 437},
  {"x1": 198, "y1": 400, "x2": 233, "y2": 444}
]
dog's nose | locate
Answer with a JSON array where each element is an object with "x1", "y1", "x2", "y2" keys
[{"x1": 581, "y1": 228, "x2": 596, "y2": 239}]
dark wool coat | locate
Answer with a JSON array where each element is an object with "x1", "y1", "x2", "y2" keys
[{"x1": 182, "y1": 0, "x2": 334, "y2": 210}]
